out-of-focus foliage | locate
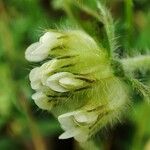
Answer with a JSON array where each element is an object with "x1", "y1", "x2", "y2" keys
[{"x1": 0, "y1": 0, "x2": 149, "y2": 150}]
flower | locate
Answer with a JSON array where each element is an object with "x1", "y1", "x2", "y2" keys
[
  {"x1": 58, "y1": 107, "x2": 99, "y2": 142},
  {"x1": 25, "y1": 29, "x2": 130, "y2": 142},
  {"x1": 57, "y1": 77, "x2": 129, "y2": 142},
  {"x1": 46, "y1": 72, "x2": 87, "y2": 92},
  {"x1": 29, "y1": 59, "x2": 63, "y2": 91},
  {"x1": 25, "y1": 32, "x2": 62, "y2": 62}
]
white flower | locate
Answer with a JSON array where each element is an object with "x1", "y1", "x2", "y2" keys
[
  {"x1": 46, "y1": 72, "x2": 87, "y2": 93},
  {"x1": 32, "y1": 92, "x2": 53, "y2": 110},
  {"x1": 25, "y1": 32, "x2": 62, "y2": 62},
  {"x1": 29, "y1": 59, "x2": 59, "y2": 90},
  {"x1": 58, "y1": 109, "x2": 98, "y2": 142}
]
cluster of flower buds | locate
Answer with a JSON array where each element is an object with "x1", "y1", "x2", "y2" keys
[{"x1": 25, "y1": 30, "x2": 129, "y2": 142}]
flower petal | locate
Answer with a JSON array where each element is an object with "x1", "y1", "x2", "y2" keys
[
  {"x1": 40, "y1": 59, "x2": 58, "y2": 85},
  {"x1": 39, "y1": 32, "x2": 63, "y2": 51},
  {"x1": 32, "y1": 92, "x2": 52, "y2": 110},
  {"x1": 29, "y1": 67, "x2": 42, "y2": 90},
  {"x1": 25, "y1": 42, "x2": 40, "y2": 62},
  {"x1": 59, "y1": 128, "x2": 81, "y2": 139},
  {"x1": 58, "y1": 111, "x2": 79, "y2": 130},
  {"x1": 25, "y1": 42, "x2": 50, "y2": 62},
  {"x1": 59, "y1": 77, "x2": 84, "y2": 90},
  {"x1": 46, "y1": 72, "x2": 73, "y2": 92},
  {"x1": 74, "y1": 111, "x2": 98, "y2": 124}
]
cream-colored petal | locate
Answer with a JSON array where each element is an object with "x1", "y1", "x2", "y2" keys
[
  {"x1": 25, "y1": 42, "x2": 40, "y2": 62},
  {"x1": 59, "y1": 128, "x2": 81, "y2": 140},
  {"x1": 40, "y1": 32, "x2": 61, "y2": 43},
  {"x1": 40, "y1": 59, "x2": 58, "y2": 85},
  {"x1": 59, "y1": 77, "x2": 84, "y2": 90},
  {"x1": 29, "y1": 67, "x2": 42, "y2": 90},
  {"x1": 46, "y1": 72, "x2": 73, "y2": 92},
  {"x1": 46, "y1": 80, "x2": 68, "y2": 93},
  {"x1": 74, "y1": 111, "x2": 98, "y2": 124},
  {"x1": 32, "y1": 92, "x2": 52, "y2": 110},
  {"x1": 29, "y1": 67, "x2": 40, "y2": 81},
  {"x1": 58, "y1": 111, "x2": 80, "y2": 130},
  {"x1": 39, "y1": 32, "x2": 62, "y2": 48},
  {"x1": 25, "y1": 42, "x2": 50, "y2": 62}
]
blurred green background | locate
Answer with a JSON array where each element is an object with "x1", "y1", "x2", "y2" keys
[{"x1": 0, "y1": 0, "x2": 150, "y2": 150}]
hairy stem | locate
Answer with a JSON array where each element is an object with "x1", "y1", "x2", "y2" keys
[
  {"x1": 97, "y1": 2, "x2": 116, "y2": 58},
  {"x1": 73, "y1": 0, "x2": 102, "y2": 22},
  {"x1": 121, "y1": 55, "x2": 150, "y2": 73}
]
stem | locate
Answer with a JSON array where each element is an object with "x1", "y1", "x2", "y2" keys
[
  {"x1": 63, "y1": 1, "x2": 77, "y2": 24},
  {"x1": 121, "y1": 55, "x2": 150, "y2": 101},
  {"x1": 129, "y1": 78, "x2": 150, "y2": 101},
  {"x1": 97, "y1": 2, "x2": 116, "y2": 58},
  {"x1": 73, "y1": 0, "x2": 103, "y2": 23},
  {"x1": 63, "y1": 0, "x2": 102, "y2": 30},
  {"x1": 121, "y1": 55, "x2": 150, "y2": 73},
  {"x1": 124, "y1": 0, "x2": 133, "y2": 51}
]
